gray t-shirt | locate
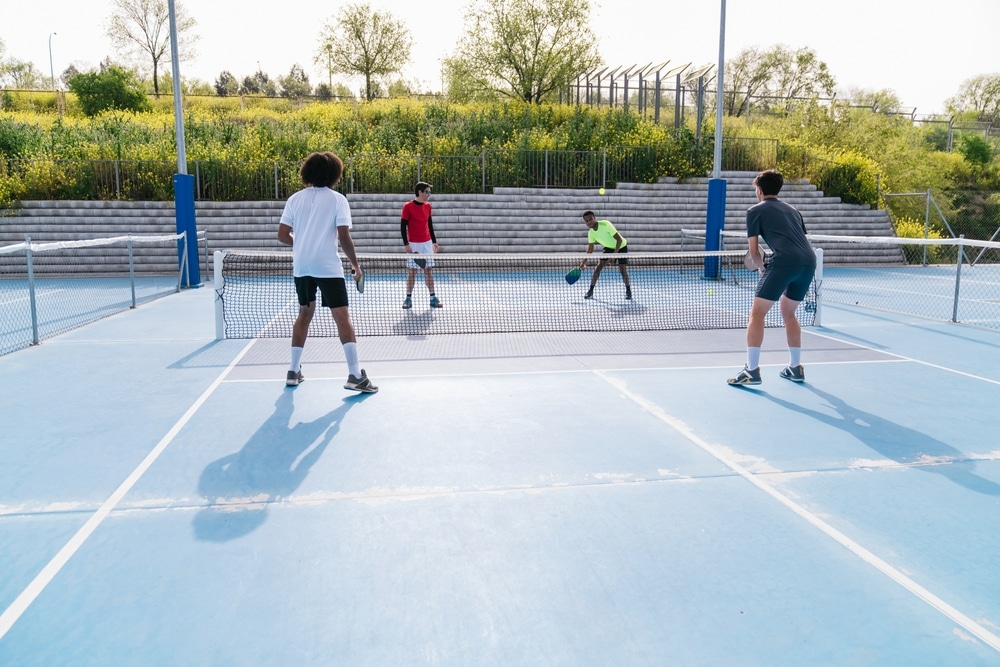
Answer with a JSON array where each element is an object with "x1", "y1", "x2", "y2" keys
[{"x1": 746, "y1": 198, "x2": 815, "y2": 268}]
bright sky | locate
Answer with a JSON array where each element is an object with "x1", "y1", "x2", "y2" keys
[{"x1": 4, "y1": 0, "x2": 998, "y2": 115}]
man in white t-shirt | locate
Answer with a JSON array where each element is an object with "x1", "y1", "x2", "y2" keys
[{"x1": 277, "y1": 151, "x2": 377, "y2": 394}]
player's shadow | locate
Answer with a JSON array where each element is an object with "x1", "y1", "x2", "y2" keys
[
  {"x1": 192, "y1": 391, "x2": 367, "y2": 541},
  {"x1": 760, "y1": 384, "x2": 1000, "y2": 496},
  {"x1": 392, "y1": 309, "x2": 437, "y2": 337}
]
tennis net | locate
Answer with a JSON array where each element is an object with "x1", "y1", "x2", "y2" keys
[
  {"x1": 805, "y1": 233, "x2": 1000, "y2": 329},
  {"x1": 0, "y1": 232, "x2": 198, "y2": 356},
  {"x1": 214, "y1": 250, "x2": 818, "y2": 338}
]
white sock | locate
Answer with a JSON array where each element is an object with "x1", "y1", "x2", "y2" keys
[
  {"x1": 290, "y1": 346, "x2": 303, "y2": 372},
  {"x1": 747, "y1": 347, "x2": 761, "y2": 370},
  {"x1": 343, "y1": 342, "x2": 361, "y2": 377},
  {"x1": 789, "y1": 347, "x2": 801, "y2": 367}
]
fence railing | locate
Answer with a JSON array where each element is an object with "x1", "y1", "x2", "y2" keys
[
  {"x1": 0, "y1": 137, "x2": 899, "y2": 209},
  {"x1": 2, "y1": 138, "x2": 803, "y2": 201}
]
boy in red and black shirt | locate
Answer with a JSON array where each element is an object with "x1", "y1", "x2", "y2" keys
[{"x1": 400, "y1": 181, "x2": 442, "y2": 309}]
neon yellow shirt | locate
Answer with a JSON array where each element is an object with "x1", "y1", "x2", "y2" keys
[{"x1": 588, "y1": 220, "x2": 627, "y2": 249}]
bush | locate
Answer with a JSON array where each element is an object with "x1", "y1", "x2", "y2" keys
[
  {"x1": 894, "y1": 216, "x2": 952, "y2": 264},
  {"x1": 67, "y1": 66, "x2": 152, "y2": 117}
]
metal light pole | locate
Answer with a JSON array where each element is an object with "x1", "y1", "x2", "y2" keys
[
  {"x1": 168, "y1": 0, "x2": 200, "y2": 286},
  {"x1": 48, "y1": 33, "x2": 57, "y2": 90},
  {"x1": 704, "y1": 0, "x2": 727, "y2": 279},
  {"x1": 713, "y1": 0, "x2": 726, "y2": 179}
]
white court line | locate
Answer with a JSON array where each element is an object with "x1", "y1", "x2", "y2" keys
[
  {"x1": 0, "y1": 338, "x2": 259, "y2": 640},
  {"x1": 594, "y1": 369, "x2": 1000, "y2": 654},
  {"x1": 806, "y1": 328, "x2": 1000, "y2": 386}
]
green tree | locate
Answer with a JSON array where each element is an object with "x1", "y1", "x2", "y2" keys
[
  {"x1": 0, "y1": 38, "x2": 45, "y2": 89},
  {"x1": 447, "y1": 0, "x2": 601, "y2": 104},
  {"x1": 946, "y1": 73, "x2": 1000, "y2": 121},
  {"x1": 214, "y1": 70, "x2": 239, "y2": 97},
  {"x1": 957, "y1": 134, "x2": 994, "y2": 169},
  {"x1": 240, "y1": 71, "x2": 277, "y2": 97},
  {"x1": 67, "y1": 65, "x2": 152, "y2": 116},
  {"x1": 278, "y1": 64, "x2": 312, "y2": 99},
  {"x1": 724, "y1": 45, "x2": 836, "y2": 116},
  {"x1": 314, "y1": 2, "x2": 411, "y2": 102},
  {"x1": 105, "y1": 0, "x2": 199, "y2": 97}
]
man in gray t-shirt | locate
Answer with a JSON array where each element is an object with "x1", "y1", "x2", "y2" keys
[{"x1": 728, "y1": 170, "x2": 816, "y2": 387}]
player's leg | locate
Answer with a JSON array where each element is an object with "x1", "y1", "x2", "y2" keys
[
  {"x1": 586, "y1": 258, "x2": 607, "y2": 298},
  {"x1": 729, "y1": 263, "x2": 784, "y2": 386},
  {"x1": 778, "y1": 267, "x2": 814, "y2": 382},
  {"x1": 323, "y1": 279, "x2": 378, "y2": 394},
  {"x1": 617, "y1": 255, "x2": 632, "y2": 299},
  {"x1": 403, "y1": 268, "x2": 416, "y2": 309},
  {"x1": 292, "y1": 303, "x2": 316, "y2": 348},
  {"x1": 288, "y1": 277, "x2": 318, "y2": 386},
  {"x1": 726, "y1": 296, "x2": 773, "y2": 386},
  {"x1": 332, "y1": 306, "x2": 375, "y2": 393},
  {"x1": 425, "y1": 267, "x2": 442, "y2": 307}
]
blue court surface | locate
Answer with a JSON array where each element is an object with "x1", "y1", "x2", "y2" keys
[{"x1": 1, "y1": 286, "x2": 999, "y2": 666}]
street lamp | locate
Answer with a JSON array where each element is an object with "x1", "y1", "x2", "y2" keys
[{"x1": 48, "y1": 32, "x2": 57, "y2": 91}]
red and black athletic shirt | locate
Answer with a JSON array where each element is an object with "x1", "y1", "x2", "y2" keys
[{"x1": 400, "y1": 200, "x2": 437, "y2": 244}]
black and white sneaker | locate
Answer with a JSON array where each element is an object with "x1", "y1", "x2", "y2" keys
[
  {"x1": 727, "y1": 366, "x2": 762, "y2": 386},
  {"x1": 625, "y1": 286, "x2": 632, "y2": 300},
  {"x1": 585, "y1": 287, "x2": 594, "y2": 299},
  {"x1": 286, "y1": 369, "x2": 304, "y2": 386},
  {"x1": 344, "y1": 369, "x2": 378, "y2": 394},
  {"x1": 779, "y1": 365, "x2": 805, "y2": 382}
]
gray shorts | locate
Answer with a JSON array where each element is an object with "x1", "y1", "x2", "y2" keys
[{"x1": 756, "y1": 264, "x2": 814, "y2": 302}]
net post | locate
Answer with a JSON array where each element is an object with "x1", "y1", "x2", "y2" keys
[
  {"x1": 952, "y1": 236, "x2": 964, "y2": 323},
  {"x1": 128, "y1": 236, "x2": 137, "y2": 308},
  {"x1": 813, "y1": 247, "x2": 823, "y2": 327},
  {"x1": 173, "y1": 173, "x2": 201, "y2": 287},
  {"x1": 25, "y1": 237, "x2": 40, "y2": 345},
  {"x1": 704, "y1": 178, "x2": 726, "y2": 280},
  {"x1": 213, "y1": 251, "x2": 226, "y2": 340}
]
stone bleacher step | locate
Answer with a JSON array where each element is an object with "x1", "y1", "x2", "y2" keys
[{"x1": 2, "y1": 173, "x2": 897, "y2": 274}]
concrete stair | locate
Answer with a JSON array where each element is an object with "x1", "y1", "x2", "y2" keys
[{"x1": 0, "y1": 172, "x2": 900, "y2": 276}]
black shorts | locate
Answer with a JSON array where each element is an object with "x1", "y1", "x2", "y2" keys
[
  {"x1": 600, "y1": 245, "x2": 628, "y2": 264},
  {"x1": 294, "y1": 276, "x2": 348, "y2": 308},
  {"x1": 756, "y1": 264, "x2": 814, "y2": 302}
]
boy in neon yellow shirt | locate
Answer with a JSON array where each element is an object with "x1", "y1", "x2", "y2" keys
[{"x1": 578, "y1": 210, "x2": 632, "y2": 300}]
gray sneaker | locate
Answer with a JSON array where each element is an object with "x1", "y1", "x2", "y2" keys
[
  {"x1": 779, "y1": 365, "x2": 805, "y2": 382},
  {"x1": 402, "y1": 296, "x2": 412, "y2": 310},
  {"x1": 286, "y1": 369, "x2": 304, "y2": 386},
  {"x1": 430, "y1": 295, "x2": 442, "y2": 308},
  {"x1": 727, "y1": 366, "x2": 762, "y2": 386},
  {"x1": 344, "y1": 369, "x2": 378, "y2": 394}
]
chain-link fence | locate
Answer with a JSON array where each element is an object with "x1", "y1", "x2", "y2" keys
[{"x1": 884, "y1": 190, "x2": 1000, "y2": 247}]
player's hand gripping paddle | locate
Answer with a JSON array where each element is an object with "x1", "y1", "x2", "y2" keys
[
  {"x1": 565, "y1": 267, "x2": 582, "y2": 285},
  {"x1": 351, "y1": 268, "x2": 365, "y2": 293},
  {"x1": 743, "y1": 251, "x2": 763, "y2": 271}
]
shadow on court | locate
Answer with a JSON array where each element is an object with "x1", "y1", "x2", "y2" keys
[
  {"x1": 192, "y1": 391, "x2": 371, "y2": 541},
  {"x1": 760, "y1": 384, "x2": 1000, "y2": 496}
]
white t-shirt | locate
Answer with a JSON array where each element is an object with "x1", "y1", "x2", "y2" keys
[{"x1": 279, "y1": 186, "x2": 352, "y2": 278}]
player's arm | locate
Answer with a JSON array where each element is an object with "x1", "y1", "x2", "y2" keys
[
  {"x1": 339, "y1": 226, "x2": 360, "y2": 276},
  {"x1": 612, "y1": 232, "x2": 623, "y2": 252},
  {"x1": 278, "y1": 223, "x2": 293, "y2": 246},
  {"x1": 579, "y1": 242, "x2": 596, "y2": 268},
  {"x1": 400, "y1": 219, "x2": 410, "y2": 251},
  {"x1": 428, "y1": 217, "x2": 439, "y2": 251},
  {"x1": 747, "y1": 236, "x2": 765, "y2": 272}
]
